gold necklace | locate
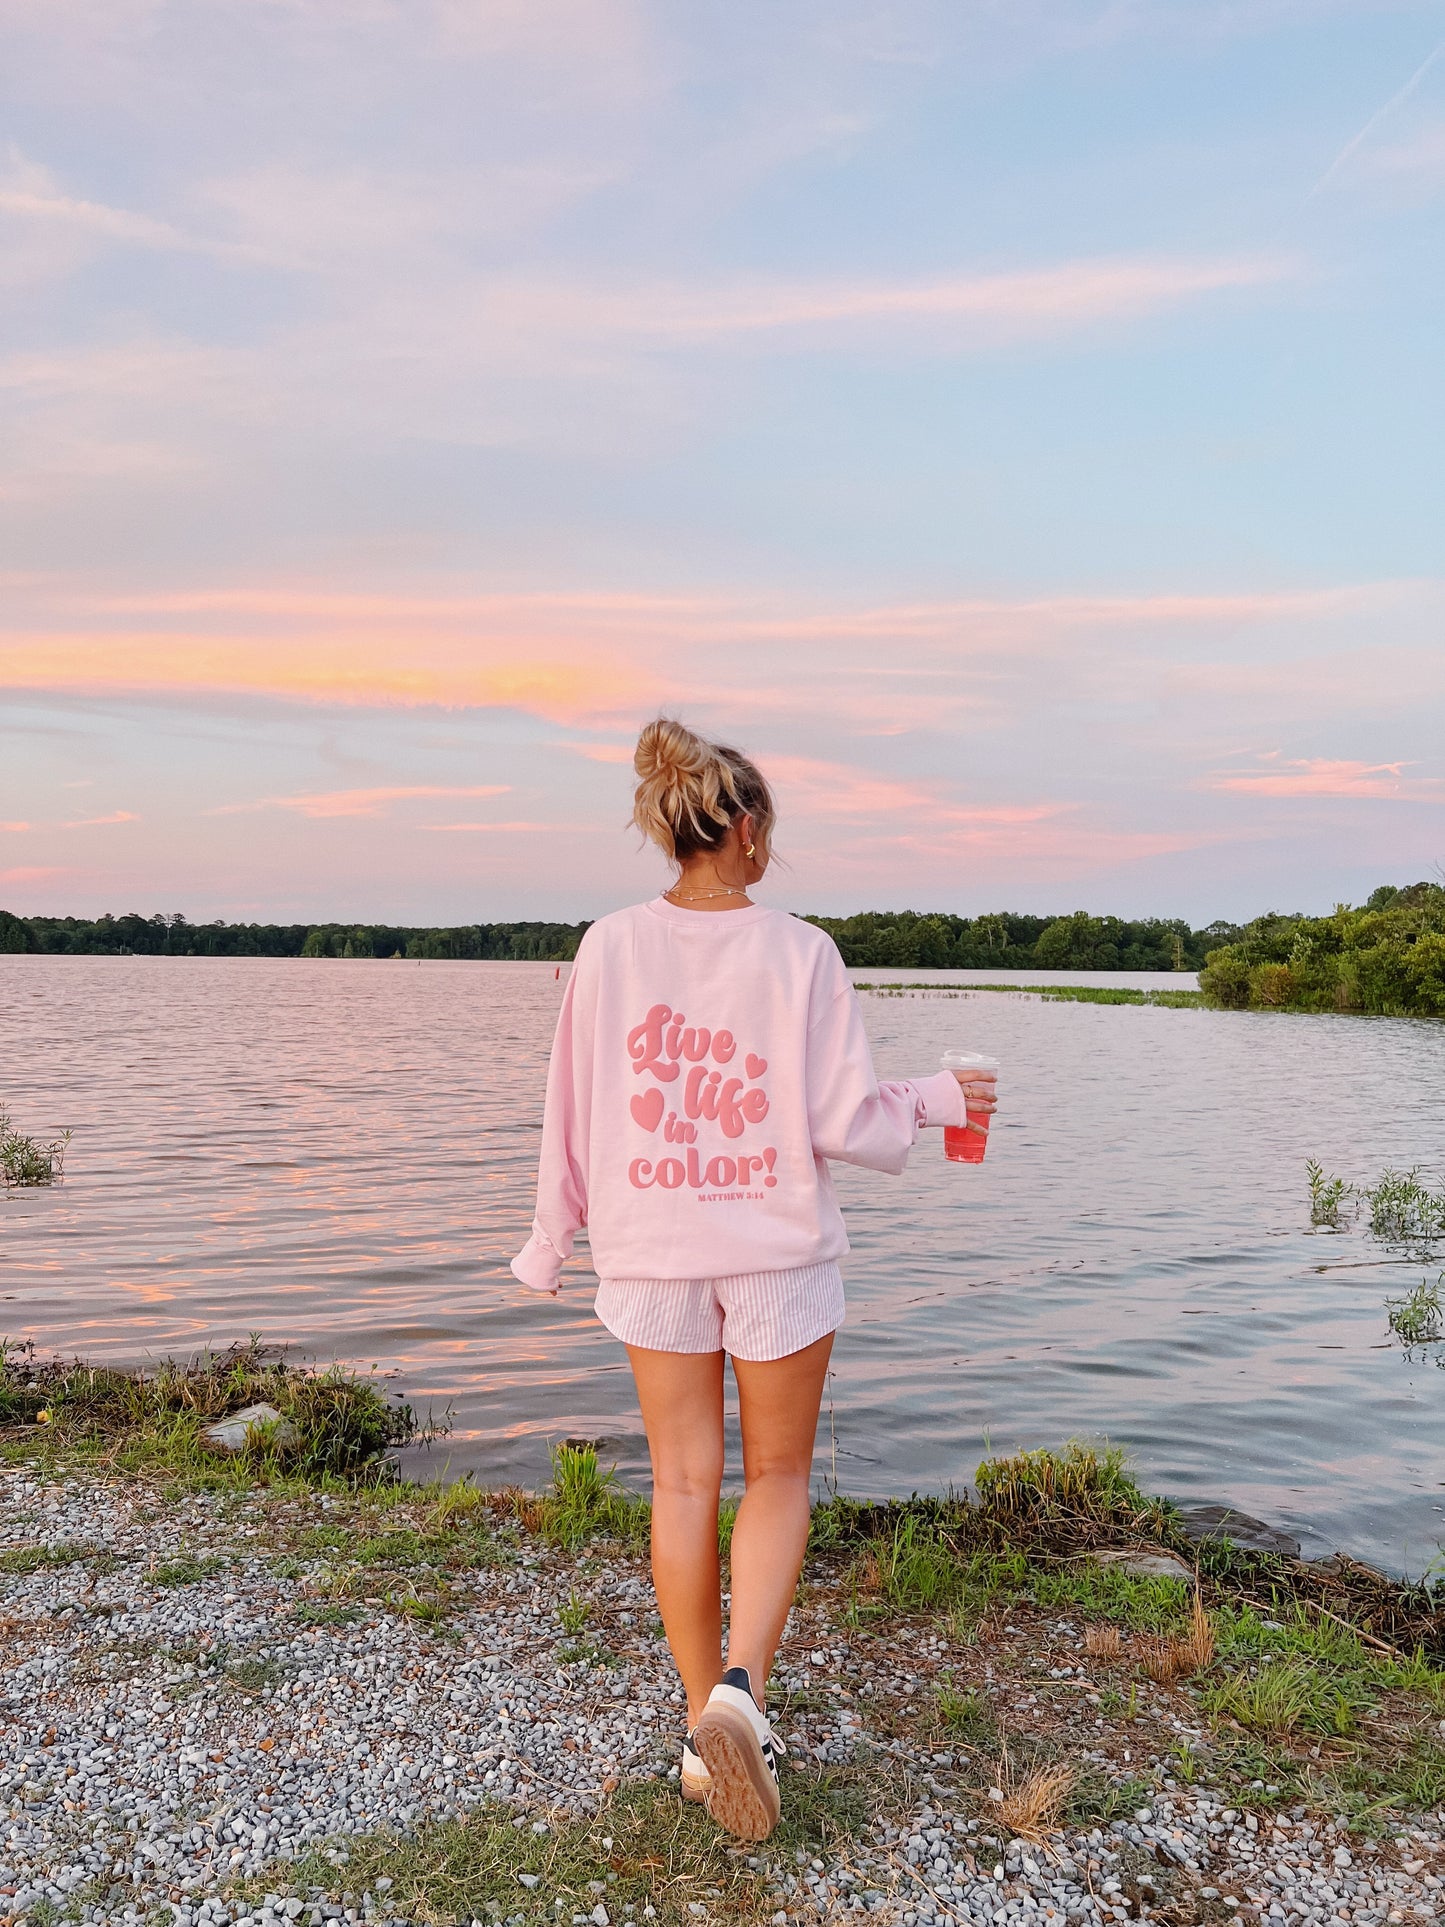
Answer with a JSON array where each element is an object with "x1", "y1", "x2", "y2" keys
[{"x1": 665, "y1": 884, "x2": 751, "y2": 901}]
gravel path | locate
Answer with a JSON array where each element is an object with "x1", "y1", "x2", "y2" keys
[{"x1": 3, "y1": 1469, "x2": 1442, "y2": 1927}]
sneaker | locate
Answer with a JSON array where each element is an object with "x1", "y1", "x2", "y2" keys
[
  {"x1": 680, "y1": 1731, "x2": 710, "y2": 1804},
  {"x1": 691, "y1": 1665, "x2": 786, "y2": 1841}
]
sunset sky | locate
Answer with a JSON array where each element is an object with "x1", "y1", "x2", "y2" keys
[{"x1": 2, "y1": 0, "x2": 1442, "y2": 925}]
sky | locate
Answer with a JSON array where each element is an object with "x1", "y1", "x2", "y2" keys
[{"x1": 1, "y1": 0, "x2": 1442, "y2": 927}]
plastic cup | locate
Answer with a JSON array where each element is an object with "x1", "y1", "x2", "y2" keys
[{"x1": 939, "y1": 1050, "x2": 1000, "y2": 1164}]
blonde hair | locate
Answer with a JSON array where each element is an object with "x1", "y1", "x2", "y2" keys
[{"x1": 632, "y1": 718, "x2": 775, "y2": 864}]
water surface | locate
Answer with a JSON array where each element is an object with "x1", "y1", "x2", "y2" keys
[{"x1": 3, "y1": 955, "x2": 1443, "y2": 1572}]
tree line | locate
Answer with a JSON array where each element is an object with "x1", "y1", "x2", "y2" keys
[
  {"x1": 0, "y1": 911, "x2": 590, "y2": 961},
  {"x1": 1198, "y1": 882, "x2": 1445, "y2": 1017},
  {"x1": 4, "y1": 890, "x2": 1440, "y2": 1013},
  {"x1": 0, "y1": 905, "x2": 1231, "y2": 968}
]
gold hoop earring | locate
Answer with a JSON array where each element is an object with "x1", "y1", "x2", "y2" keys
[{"x1": 744, "y1": 843, "x2": 755, "y2": 859}]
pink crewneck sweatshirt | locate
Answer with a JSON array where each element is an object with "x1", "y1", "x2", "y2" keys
[{"x1": 510, "y1": 897, "x2": 966, "y2": 1294}]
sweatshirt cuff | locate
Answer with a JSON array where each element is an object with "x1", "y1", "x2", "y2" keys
[
  {"x1": 912, "y1": 1068, "x2": 968, "y2": 1130},
  {"x1": 511, "y1": 1232, "x2": 566, "y2": 1295}
]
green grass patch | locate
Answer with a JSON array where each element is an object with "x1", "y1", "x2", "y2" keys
[
  {"x1": 0, "y1": 1337, "x2": 433, "y2": 1486},
  {"x1": 533, "y1": 1443, "x2": 650, "y2": 1550},
  {"x1": 1201, "y1": 1656, "x2": 1375, "y2": 1737},
  {"x1": 0, "y1": 1541, "x2": 99, "y2": 1576},
  {"x1": 151, "y1": 1555, "x2": 223, "y2": 1587},
  {"x1": 1065, "y1": 1770, "x2": 1152, "y2": 1827},
  {"x1": 292, "y1": 1602, "x2": 364, "y2": 1627},
  {"x1": 934, "y1": 1676, "x2": 997, "y2": 1746},
  {"x1": 1024, "y1": 1561, "x2": 1192, "y2": 1631}
]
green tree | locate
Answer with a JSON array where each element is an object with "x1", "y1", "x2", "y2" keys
[
  {"x1": 0, "y1": 909, "x2": 36, "y2": 952},
  {"x1": 1034, "y1": 912, "x2": 1122, "y2": 970}
]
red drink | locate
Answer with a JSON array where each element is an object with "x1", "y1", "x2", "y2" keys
[
  {"x1": 944, "y1": 1113, "x2": 991, "y2": 1163},
  {"x1": 939, "y1": 1051, "x2": 999, "y2": 1166}
]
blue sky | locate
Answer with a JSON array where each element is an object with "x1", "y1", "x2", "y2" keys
[{"x1": 1, "y1": 0, "x2": 1442, "y2": 924}]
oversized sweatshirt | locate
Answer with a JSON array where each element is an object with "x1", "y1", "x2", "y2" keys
[{"x1": 510, "y1": 897, "x2": 966, "y2": 1294}]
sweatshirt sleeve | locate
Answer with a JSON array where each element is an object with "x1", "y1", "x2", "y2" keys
[
  {"x1": 510, "y1": 954, "x2": 594, "y2": 1295},
  {"x1": 805, "y1": 977, "x2": 968, "y2": 1174}
]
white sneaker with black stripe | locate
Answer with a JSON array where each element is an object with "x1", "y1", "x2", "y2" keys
[{"x1": 691, "y1": 1665, "x2": 787, "y2": 1841}]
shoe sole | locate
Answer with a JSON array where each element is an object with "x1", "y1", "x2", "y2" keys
[{"x1": 691, "y1": 1704, "x2": 780, "y2": 1842}]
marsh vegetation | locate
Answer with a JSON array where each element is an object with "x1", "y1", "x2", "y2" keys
[{"x1": 0, "y1": 1101, "x2": 69, "y2": 1188}]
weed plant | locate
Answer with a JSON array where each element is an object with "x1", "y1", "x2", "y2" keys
[
  {"x1": 1306, "y1": 1159, "x2": 1353, "y2": 1228},
  {"x1": 1364, "y1": 1169, "x2": 1445, "y2": 1246},
  {"x1": 0, "y1": 1104, "x2": 70, "y2": 1188},
  {"x1": 1387, "y1": 1277, "x2": 1445, "y2": 1347}
]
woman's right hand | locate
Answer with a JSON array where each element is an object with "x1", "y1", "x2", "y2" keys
[{"x1": 953, "y1": 1068, "x2": 998, "y2": 1116}]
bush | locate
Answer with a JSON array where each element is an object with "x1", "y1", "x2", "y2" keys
[{"x1": 1200, "y1": 884, "x2": 1445, "y2": 1017}]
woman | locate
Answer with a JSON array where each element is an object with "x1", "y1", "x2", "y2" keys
[{"x1": 512, "y1": 718, "x2": 998, "y2": 1842}]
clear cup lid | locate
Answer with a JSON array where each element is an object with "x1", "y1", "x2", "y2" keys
[{"x1": 940, "y1": 1050, "x2": 1000, "y2": 1071}]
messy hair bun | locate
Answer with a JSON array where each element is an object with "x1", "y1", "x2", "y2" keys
[{"x1": 632, "y1": 718, "x2": 775, "y2": 864}]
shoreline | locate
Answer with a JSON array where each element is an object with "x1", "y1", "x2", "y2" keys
[{"x1": 6, "y1": 1413, "x2": 1445, "y2": 1927}]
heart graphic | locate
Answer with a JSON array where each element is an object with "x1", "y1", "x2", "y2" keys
[
  {"x1": 745, "y1": 1053, "x2": 768, "y2": 1080},
  {"x1": 630, "y1": 1088, "x2": 664, "y2": 1132}
]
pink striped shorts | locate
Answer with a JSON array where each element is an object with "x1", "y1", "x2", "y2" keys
[{"x1": 594, "y1": 1262, "x2": 845, "y2": 1362}]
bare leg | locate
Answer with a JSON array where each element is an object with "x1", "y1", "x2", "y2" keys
[
  {"x1": 726, "y1": 1332, "x2": 834, "y2": 1707},
  {"x1": 625, "y1": 1345, "x2": 726, "y2": 1727}
]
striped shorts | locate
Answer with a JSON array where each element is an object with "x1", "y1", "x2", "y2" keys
[{"x1": 594, "y1": 1262, "x2": 845, "y2": 1362}]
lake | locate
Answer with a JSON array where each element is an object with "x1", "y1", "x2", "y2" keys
[{"x1": 3, "y1": 953, "x2": 1443, "y2": 1574}]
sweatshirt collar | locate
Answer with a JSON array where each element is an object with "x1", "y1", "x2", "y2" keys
[{"x1": 643, "y1": 895, "x2": 775, "y2": 929}]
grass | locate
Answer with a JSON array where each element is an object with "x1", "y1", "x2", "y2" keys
[
  {"x1": 1387, "y1": 1276, "x2": 1445, "y2": 1346},
  {"x1": 0, "y1": 1337, "x2": 429, "y2": 1484},
  {"x1": 0, "y1": 1103, "x2": 71, "y2": 1188},
  {"x1": 259, "y1": 1769, "x2": 876, "y2": 1927},
  {"x1": 0, "y1": 1540, "x2": 100, "y2": 1576},
  {"x1": 974, "y1": 1439, "x2": 1156, "y2": 1525},
  {"x1": 530, "y1": 1443, "x2": 651, "y2": 1550},
  {"x1": 151, "y1": 1554, "x2": 223, "y2": 1586},
  {"x1": 1201, "y1": 1656, "x2": 1376, "y2": 1737},
  {"x1": 556, "y1": 1590, "x2": 590, "y2": 1636},
  {"x1": 854, "y1": 982, "x2": 1204, "y2": 1008},
  {"x1": 934, "y1": 1676, "x2": 997, "y2": 1745}
]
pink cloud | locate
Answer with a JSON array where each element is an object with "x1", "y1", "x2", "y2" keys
[
  {"x1": 211, "y1": 784, "x2": 512, "y2": 818},
  {"x1": 1205, "y1": 757, "x2": 1444, "y2": 800},
  {"x1": 543, "y1": 254, "x2": 1297, "y2": 343},
  {"x1": 765, "y1": 753, "x2": 1064, "y2": 829},
  {"x1": 0, "y1": 866, "x2": 67, "y2": 885},
  {"x1": 1, "y1": 820, "x2": 34, "y2": 832},
  {"x1": 60, "y1": 810, "x2": 138, "y2": 827},
  {"x1": 420, "y1": 819, "x2": 604, "y2": 833}
]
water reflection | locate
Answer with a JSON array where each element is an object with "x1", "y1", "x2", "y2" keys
[{"x1": 3, "y1": 955, "x2": 1444, "y2": 1573}]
